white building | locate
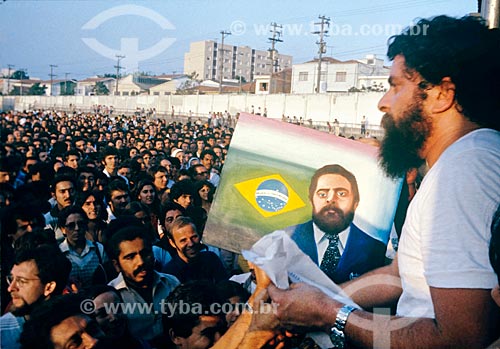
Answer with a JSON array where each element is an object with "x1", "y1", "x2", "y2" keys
[
  {"x1": 291, "y1": 54, "x2": 390, "y2": 94},
  {"x1": 149, "y1": 75, "x2": 190, "y2": 95},
  {"x1": 114, "y1": 74, "x2": 167, "y2": 96},
  {"x1": 75, "y1": 77, "x2": 116, "y2": 96},
  {"x1": 184, "y1": 40, "x2": 292, "y2": 84}
]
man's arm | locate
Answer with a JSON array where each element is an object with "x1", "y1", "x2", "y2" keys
[
  {"x1": 268, "y1": 282, "x2": 498, "y2": 348},
  {"x1": 345, "y1": 287, "x2": 498, "y2": 348},
  {"x1": 341, "y1": 255, "x2": 402, "y2": 309},
  {"x1": 267, "y1": 257, "x2": 402, "y2": 329}
]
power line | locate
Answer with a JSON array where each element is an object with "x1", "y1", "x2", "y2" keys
[
  {"x1": 7, "y1": 64, "x2": 14, "y2": 95},
  {"x1": 312, "y1": 15, "x2": 330, "y2": 93},
  {"x1": 49, "y1": 64, "x2": 57, "y2": 96},
  {"x1": 219, "y1": 30, "x2": 231, "y2": 93},
  {"x1": 114, "y1": 55, "x2": 125, "y2": 95},
  {"x1": 268, "y1": 22, "x2": 283, "y2": 74}
]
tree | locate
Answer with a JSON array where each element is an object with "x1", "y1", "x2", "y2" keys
[
  {"x1": 11, "y1": 70, "x2": 29, "y2": 80},
  {"x1": 93, "y1": 81, "x2": 109, "y2": 95},
  {"x1": 176, "y1": 72, "x2": 200, "y2": 95},
  {"x1": 60, "y1": 81, "x2": 75, "y2": 95},
  {"x1": 100, "y1": 73, "x2": 117, "y2": 79},
  {"x1": 235, "y1": 75, "x2": 247, "y2": 83},
  {"x1": 9, "y1": 87, "x2": 21, "y2": 95},
  {"x1": 28, "y1": 83, "x2": 47, "y2": 95}
]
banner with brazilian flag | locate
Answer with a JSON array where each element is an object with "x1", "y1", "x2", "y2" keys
[{"x1": 203, "y1": 113, "x2": 402, "y2": 253}]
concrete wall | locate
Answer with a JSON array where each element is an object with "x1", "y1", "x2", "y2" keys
[{"x1": 1, "y1": 91, "x2": 386, "y2": 126}]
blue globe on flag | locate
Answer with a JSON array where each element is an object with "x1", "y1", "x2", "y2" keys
[{"x1": 255, "y1": 179, "x2": 289, "y2": 212}]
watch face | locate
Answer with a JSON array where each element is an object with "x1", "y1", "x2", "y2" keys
[{"x1": 330, "y1": 328, "x2": 346, "y2": 349}]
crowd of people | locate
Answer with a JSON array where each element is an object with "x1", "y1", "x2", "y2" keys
[{"x1": 1, "y1": 14, "x2": 500, "y2": 349}]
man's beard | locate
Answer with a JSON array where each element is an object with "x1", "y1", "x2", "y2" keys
[
  {"x1": 10, "y1": 296, "x2": 44, "y2": 317},
  {"x1": 379, "y1": 100, "x2": 430, "y2": 179},
  {"x1": 312, "y1": 205, "x2": 355, "y2": 236}
]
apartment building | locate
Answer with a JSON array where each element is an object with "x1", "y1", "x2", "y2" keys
[{"x1": 184, "y1": 40, "x2": 292, "y2": 83}]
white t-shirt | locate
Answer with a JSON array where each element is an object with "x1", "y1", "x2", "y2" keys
[{"x1": 397, "y1": 128, "x2": 500, "y2": 318}]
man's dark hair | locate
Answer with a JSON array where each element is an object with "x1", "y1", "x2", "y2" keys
[
  {"x1": 58, "y1": 205, "x2": 87, "y2": 229},
  {"x1": 105, "y1": 178, "x2": 129, "y2": 203},
  {"x1": 200, "y1": 149, "x2": 217, "y2": 161},
  {"x1": 29, "y1": 162, "x2": 55, "y2": 182},
  {"x1": 15, "y1": 244, "x2": 71, "y2": 295},
  {"x1": 188, "y1": 163, "x2": 206, "y2": 180},
  {"x1": 387, "y1": 15, "x2": 500, "y2": 130},
  {"x1": 77, "y1": 165, "x2": 96, "y2": 177},
  {"x1": 72, "y1": 137, "x2": 85, "y2": 148},
  {"x1": 308, "y1": 164, "x2": 360, "y2": 204},
  {"x1": 100, "y1": 145, "x2": 119, "y2": 162},
  {"x1": 20, "y1": 294, "x2": 93, "y2": 349},
  {"x1": 147, "y1": 165, "x2": 168, "y2": 179},
  {"x1": 118, "y1": 158, "x2": 132, "y2": 170},
  {"x1": 169, "y1": 179, "x2": 195, "y2": 201},
  {"x1": 64, "y1": 149, "x2": 80, "y2": 161},
  {"x1": 107, "y1": 226, "x2": 152, "y2": 261},
  {"x1": 1, "y1": 204, "x2": 45, "y2": 240},
  {"x1": 163, "y1": 281, "x2": 225, "y2": 339},
  {"x1": 489, "y1": 205, "x2": 500, "y2": 284},
  {"x1": 54, "y1": 166, "x2": 77, "y2": 179},
  {"x1": 215, "y1": 280, "x2": 250, "y2": 303},
  {"x1": 50, "y1": 174, "x2": 76, "y2": 193},
  {"x1": 50, "y1": 141, "x2": 69, "y2": 158},
  {"x1": 13, "y1": 228, "x2": 57, "y2": 253},
  {"x1": 159, "y1": 201, "x2": 186, "y2": 228}
]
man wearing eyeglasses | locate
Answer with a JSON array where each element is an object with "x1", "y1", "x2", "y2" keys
[
  {"x1": 1, "y1": 244, "x2": 71, "y2": 349},
  {"x1": 58, "y1": 206, "x2": 107, "y2": 291}
]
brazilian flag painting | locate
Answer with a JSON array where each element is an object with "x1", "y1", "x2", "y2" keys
[{"x1": 203, "y1": 113, "x2": 402, "y2": 253}]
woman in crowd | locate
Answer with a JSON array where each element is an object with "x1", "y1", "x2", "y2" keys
[
  {"x1": 74, "y1": 190, "x2": 108, "y2": 243},
  {"x1": 133, "y1": 178, "x2": 162, "y2": 239},
  {"x1": 194, "y1": 179, "x2": 215, "y2": 214}
]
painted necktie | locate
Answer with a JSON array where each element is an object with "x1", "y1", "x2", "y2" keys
[{"x1": 320, "y1": 233, "x2": 341, "y2": 278}]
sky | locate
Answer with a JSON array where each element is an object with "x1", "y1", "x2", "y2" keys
[{"x1": 0, "y1": 0, "x2": 479, "y2": 81}]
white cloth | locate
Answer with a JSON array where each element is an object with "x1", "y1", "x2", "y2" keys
[
  {"x1": 209, "y1": 171, "x2": 220, "y2": 187},
  {"x1": 397, "y1": 128, "x2": 500, "y2": 319}
]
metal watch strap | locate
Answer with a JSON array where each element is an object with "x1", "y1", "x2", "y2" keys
[{"x1": 329, "y1": 304, "x2": 356, "y2": 349}]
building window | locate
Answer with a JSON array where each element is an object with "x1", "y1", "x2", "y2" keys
[
  {"x1": 260, "y1": 82, "x2": 268, "y2": 91},
  {"x1": 299, "y1": 72, "x2": 308, "y2": 81},
  {"x1": 122, "y1": 91, "x2": 129, "y2": 96},
  {"x1": 153, "y1": 92, "x2": 160, "y2": 95},
  {"x1": 335, "y1": 72, "x2": 347, "y2": 82}
]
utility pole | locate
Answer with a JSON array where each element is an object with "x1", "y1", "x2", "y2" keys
[
  {"x1": 64, "y1": 72, "x2": 70, "y2": 95},
  {"x1": 480, "y1": 0, "x2": 500, "y2": 28},
  {"x1": 19, "y1": 68, "x2": 26, "y2": 96},
  {"x1": 312, "y1": 15, "x2": 330, "y2": 93},
  {"x1": 7, "y1": 64, "x2": 14, "y2": 95},
  {"x1": 49, "y1": 64, "x2": 58, "y2": 96},
  {"x1": 268, "y1": 22, "x2": 283, "y2": 75},
  {"x1": 114, "y1": 55, "x2": 125, "y2": 95},
  {"x1": 218, "y1": 30, "x2": 231, "y2": 94}
]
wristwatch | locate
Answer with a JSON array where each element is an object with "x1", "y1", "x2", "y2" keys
[{"x1": 329, "y1": 304, "x2": 356, "y2": 348}]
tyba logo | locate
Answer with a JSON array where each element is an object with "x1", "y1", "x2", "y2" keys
[{"x1": 81, "y1": 5, "x2": 176, "y2": 72}]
